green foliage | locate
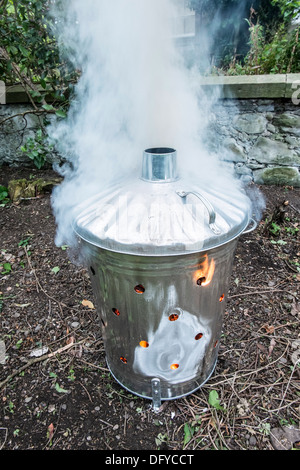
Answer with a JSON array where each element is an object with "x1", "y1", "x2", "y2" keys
[
  {"x1": 272, "y1": 0, "x2": 300, "y2": 21},
  {"x1": 224, "y1": 2, "x2": 300, "y2": 75},
  {"x1": 183, "y1": 422, "x2": 195, "y2": 446},
  {"x1": 189, "y1": 0, "x2": 299, "y2": 73},
  {"x1": 208, "y1": 390, "x2": 225, "y2": 411},
  {"x1": 20, "y1": 128, "x2": 53, "y2": 169},
  {"x1": 1, "y1": 262, "x2": 12, "y2": 275},
  {"x1": 0, "y1": 0, "x2": 77, "y2": 100},
  {"x1": 188, "y1": 0, "x2": 286, "y2": 68},
  {"x1": 0, "y1": 0, "x2": 76, "y2": 158},
  {"x1": 0, "y1": 185, "x2": 9, "y2": 205}
]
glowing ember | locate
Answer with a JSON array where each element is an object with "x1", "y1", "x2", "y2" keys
[
  {"x1": 195, "y1": 333, "x2": 203, "y2": 340},
  {"x1": 170, "y1": 363, "x2": 179, "y2": 370},
  {"x1": 219, "y1": 294, "x2": 225, "y2": 302},
  {"x1": 139, "y1": 340, "x2": 149, "y2": 348},
  {"x1": 120, "y1": 356, "x2": 127, "y2": 364},
  {"x1": 194, "y1": 255, "x2": 215, "y2": 287},
  {"x1": 134, "y1": 284, "x2": 145, "y2": 294},
  {"x1": 112, "y1": 308, "x2": 120, "y2": 316},
  {"x1": 169, "y1": 313, "x2": 179, "y2": 322},
  {"x1": 196, "y1": 277, "x2": 206, "y2": 286}
]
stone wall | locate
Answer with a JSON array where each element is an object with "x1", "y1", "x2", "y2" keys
[
  {"x1": 0, "y1": 102, "x2": 43, "y2": 166},
  {"x1": 209, "y1": 98, "x2": 300, "y2": 187},
  {"x1": 1, "y1": 76, "x2": 300, "y2": 186}
]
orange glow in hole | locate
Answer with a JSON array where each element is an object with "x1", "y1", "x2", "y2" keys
[
  {"x1": 194, "y1": 255, "x2": 215, "y2": 287},
  {"x1": 195, "y1": 333, "x2": 203, "y2": 340},
  {"x1": 112, "y1": 308, "x2": 120, "y2": 316},
  {"x1": 120, "y1": 356, "x2": 127, "y2": 364},
  {"x1": 214, "y1": 340, "x2": 218, "y2": 348},
  {"x1": 170, "y1": 363, "x2": 179, "y2": 370},
  {"x1": 169, "y1": 313, "x2": 179, "y2": 322},
  {"x1": 219, "y1": 294, "x2": 225, "y2": 302},
  {"x1": 139, "y1": 340, "x2": 149, "y2": 348},
  {"x1": 134, "y1": 284, "x2": 145, "y2": 294}
]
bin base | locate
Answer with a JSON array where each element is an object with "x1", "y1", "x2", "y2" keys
[{"x1": 106, "y1": 357, "x2": 218, "y2": 411}]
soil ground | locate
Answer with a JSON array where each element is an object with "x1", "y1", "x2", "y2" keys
[{"x1": 0, "y1": 165, "x2": 299, "y2": 453}]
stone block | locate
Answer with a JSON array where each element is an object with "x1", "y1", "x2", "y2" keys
[
  {"x1": 8, "y1": 177, "x2": 62, "y2": 202},
  {"x1": 273, "y1": 112, "x2": 300, "y2": 129},
  {"x1": 222, "y1": 137, "x2": 246, "y2": 162},
  {"x1": 250, "y1": 136, "x2": 300, "y2": 166},
  {"x1": 233, "y1": 113, "x2": 267, "y2": 134},
  {"x1": 253, "y1": 167, "x2": 300, "y2": 187},
  {"x1": 199, "y1": 74, "x2": 287, "y2": 99}
]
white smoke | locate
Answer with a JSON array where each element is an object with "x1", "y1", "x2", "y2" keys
[{"x1": 49, "y1": 0, "x2": 250, "y2": 248}]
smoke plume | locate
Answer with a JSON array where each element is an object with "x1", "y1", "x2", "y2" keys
[{"x1": 49, "y1": 0, "x2": 252, "y2": 249}]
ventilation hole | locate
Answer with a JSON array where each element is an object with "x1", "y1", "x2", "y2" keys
[
  {"x1": 112, "y1": 308, "x2": 120, "y2": 316},
  {"x1": 219, "y1": 294, "x2": 225, "y2": 302},
  {"x1": 101, "y1": 318, "x2": 105, "y2": 327},
  {"x1": 120, "y1": 356, "x2": 127, "y2": 364},
  {"x1": 134, "y1": 284, "x2": 145, "y2": 294},
  {"x1": 214, "y1": 340, "x2": 218, "y2": 348},
  {"x1": 170, "y1": 363, "x2": 179, "y2": 370},
  {"x1": 195, "y1": 333, "x2": 203, "y2": 340},
  {"x1": 139, "y1": 340, "x2": 149, "y2": 348},
  {"x1": 197, "y1": 277, "x2": 206, "y2": 286},
  {"x1": 169, "y1": 313, "x2": 179, "y2": 322},
  {"x1": 90, "y1": 266, "x2": 96, "y2": 275}
]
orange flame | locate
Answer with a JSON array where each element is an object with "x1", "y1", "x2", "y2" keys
[{"x1": 194, "y1": 255, "x2": 215, "y2": 287}]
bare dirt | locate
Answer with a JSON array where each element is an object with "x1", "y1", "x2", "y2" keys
[{"x1": 0, "y1": 165, "x2": 299, "y2": 453}]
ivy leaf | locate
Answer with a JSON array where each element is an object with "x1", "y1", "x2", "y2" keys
[
  {"x1": 55, "y1": 383, "x2": 69, "y2": 394},
  {"x1": 19, "y1": 45, "x2": 30, "y2": 57},
  {"x1": 51, "y1": 266, "x2": 60, "y2": 274},
  {"x1": 42, "y1": 104, "x2": 55, "y2": 112},
  {"x1": 55, "y1": 109, "x2": 67, "y2": 119},
  {"x1": 183, "y1": 423, "x2": 194, "y2": 446},
  {"x1": 208, "y1": 390, "x2": 225, "y2": 411},
  {"x1": 1, "y1": 263, "x2": 12, "y2": 274}
]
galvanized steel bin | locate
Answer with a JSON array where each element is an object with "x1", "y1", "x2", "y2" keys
[{"x1": 74, "y1": 148, "x2": 255, "y2": 408}]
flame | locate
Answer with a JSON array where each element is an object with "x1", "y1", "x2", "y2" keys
[
  {"x1": 195, "y1": 333, "x2": 203, "y2": 340},
  {"x1": 169, "y1": 313, "x2": 179, "y2": 322},
  {"x1": 134, "y1": 284, "x2": 145, "y2": 294},
  {"x1": 194, "y1": 255, "x2": 215, "y2": 287}
]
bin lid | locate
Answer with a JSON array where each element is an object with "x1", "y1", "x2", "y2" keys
[{"x1": 74, "y1": 148, "x2": 252, "y2": 256}]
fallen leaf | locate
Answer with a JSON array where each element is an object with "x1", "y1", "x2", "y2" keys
[
  {"x1": 270, "y1": 427, "x2": 300, "y2": 450},
  {"x1": 262, "y1": 324, "x2": 275, "y2": 334},
  {"x1": 13, "y1": 303, "x2": 31, "y2": 309},
  {"x1": 29, "y1": 346, "x2": 49, "y2": 357},
  {"x1": 47, "y1": 423, "x2": 54, "y2": 442},
  {"x1": 291, "y1": 300, "x2": 300, "y2": 316},
  {"x1": 268, "y1": 338, "x2": 276, "y2": 356},
  {"x1": 55, "y1": 383, "x2": 69, "y2": 393},
  {"x1": 81, "y1": 299, "x2": 95, "y2": 309}
]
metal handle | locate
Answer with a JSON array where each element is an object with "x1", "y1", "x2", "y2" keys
[
  {"x1": 242, "y1": 218, "x2": 257, "y2": 234},
  {"x1": 176, "y1": 190, "x2": 221, "y2": 235}
]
